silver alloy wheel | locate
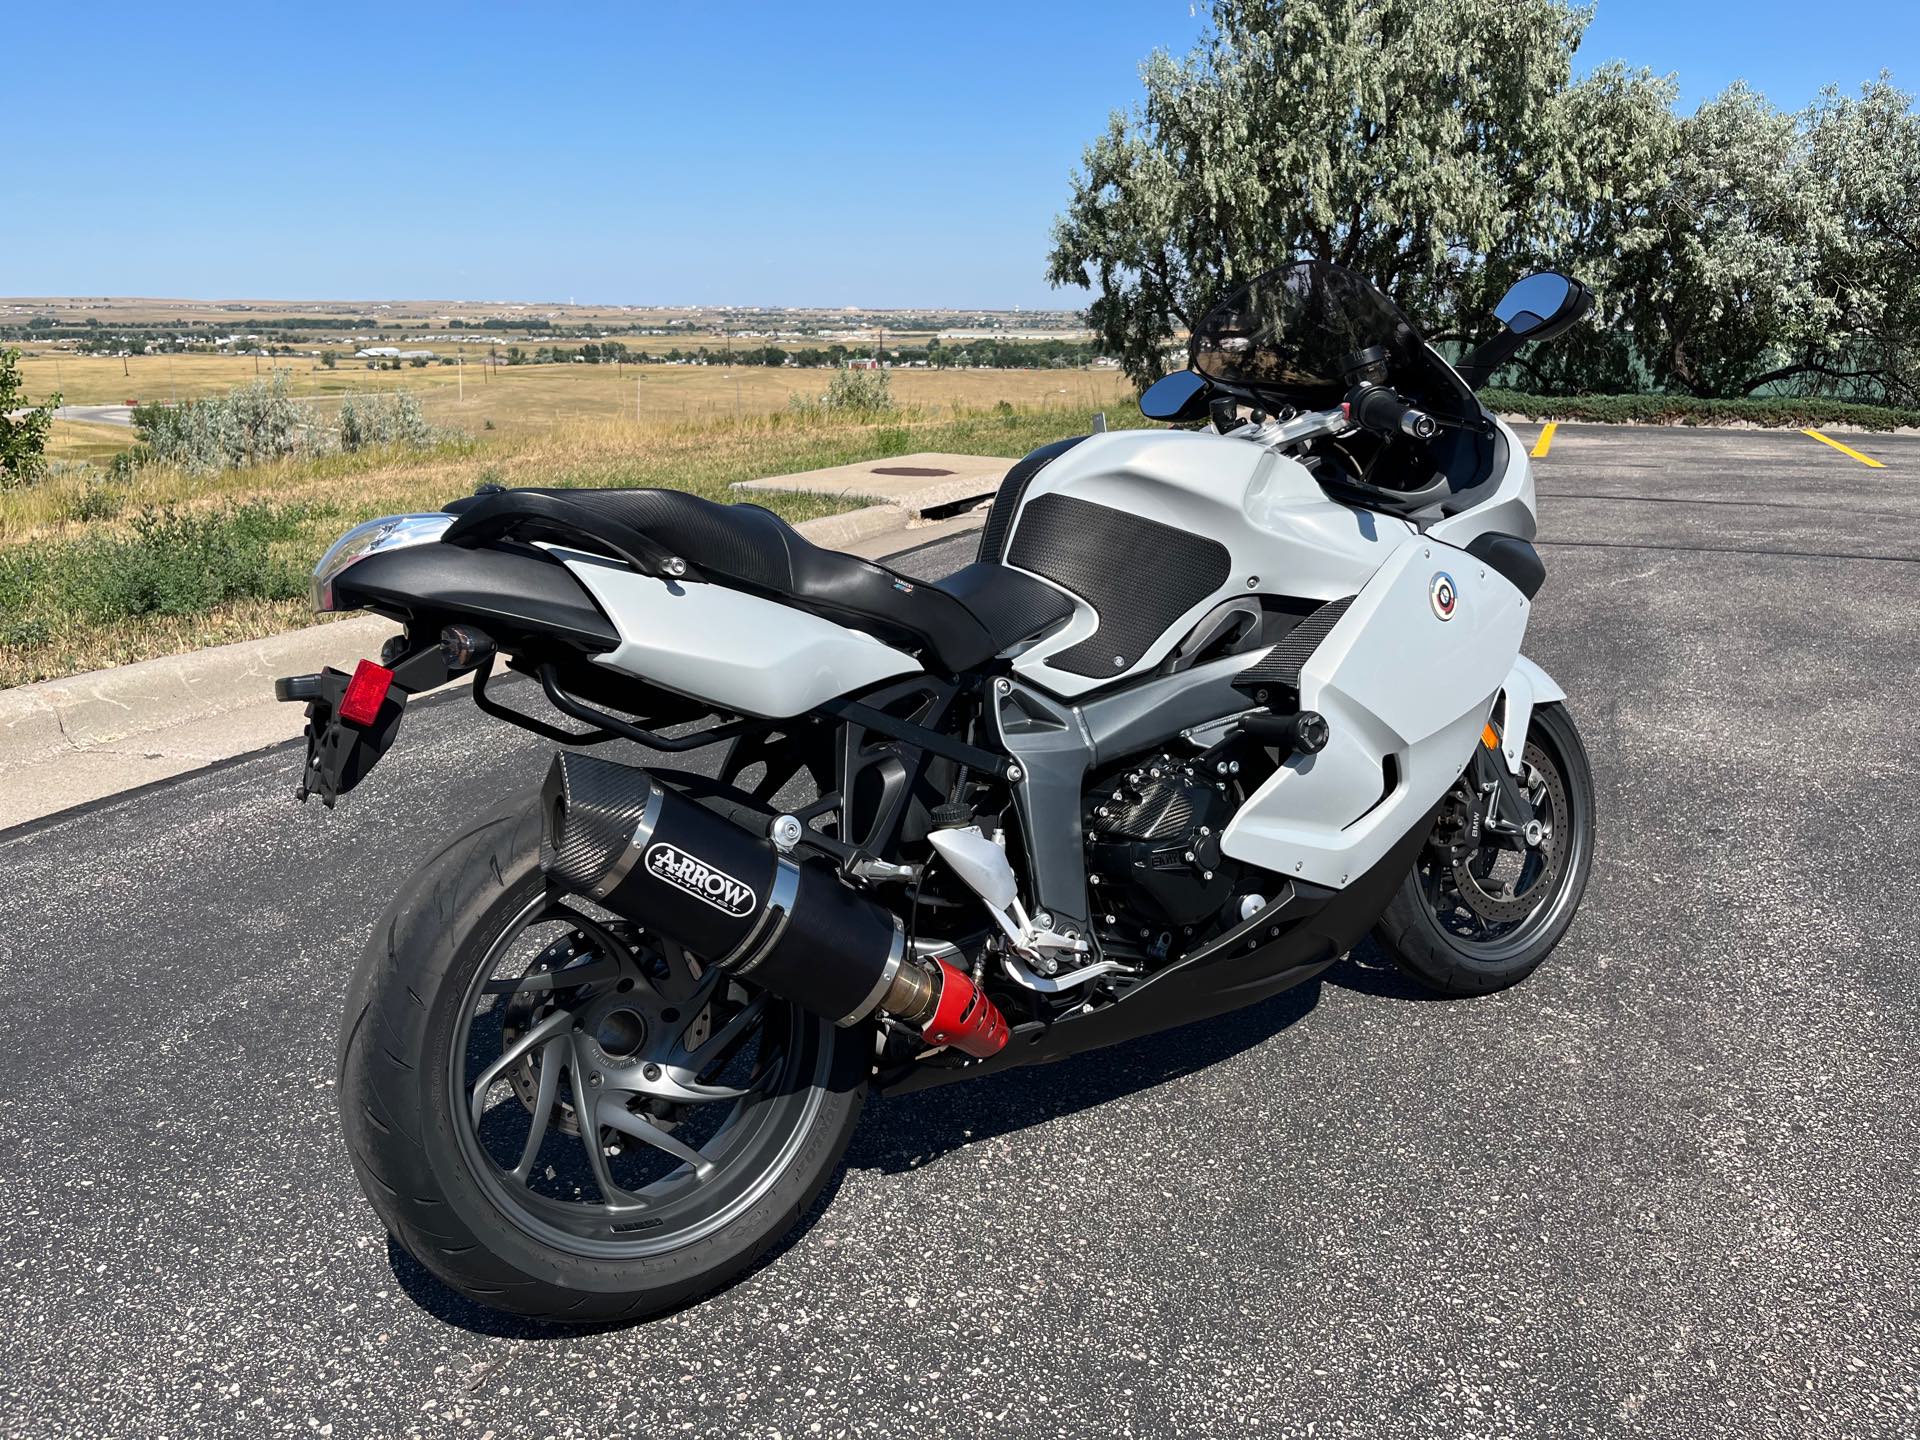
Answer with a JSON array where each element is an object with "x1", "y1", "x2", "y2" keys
[{"x1": 448, "y1": 893, "x2": 829, "y2": 1261}]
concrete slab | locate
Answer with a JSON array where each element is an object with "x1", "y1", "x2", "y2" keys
[{"x1": 731, "y1": 451, "x2": 1010, "y2": 515}]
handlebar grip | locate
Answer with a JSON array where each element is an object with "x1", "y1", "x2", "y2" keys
[{"x1": 1349, "y1": 385, "x2": 1439, "y2": 442}]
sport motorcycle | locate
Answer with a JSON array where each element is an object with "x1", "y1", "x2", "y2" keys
[{"x1": 282, "y1": 261, "x2": 1596, "y2": 1321}]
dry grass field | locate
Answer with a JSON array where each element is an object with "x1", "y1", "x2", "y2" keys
[
  {"x1": 14, "y1": 353, "x2": 1128, "y2": 435},
  {"x1": 0, "y1": 394, "x2": 1147, "y2": 687}
]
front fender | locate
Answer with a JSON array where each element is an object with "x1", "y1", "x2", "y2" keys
[{"x1": 1497, "y1": 655, "x2": 1566, "y2": 773}]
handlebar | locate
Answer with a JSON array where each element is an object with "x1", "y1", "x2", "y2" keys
[{"x1": 1346, "y1": 384, "x2": 1439, "y2": 441}]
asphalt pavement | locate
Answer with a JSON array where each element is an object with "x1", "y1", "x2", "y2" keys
[{"x1": 2, "y1": 423, "x2": 1918, "y2": 1439}]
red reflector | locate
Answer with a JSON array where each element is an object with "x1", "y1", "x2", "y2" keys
[{"x1": 338, "y1": 659, "x2": 394, "y2": 727}]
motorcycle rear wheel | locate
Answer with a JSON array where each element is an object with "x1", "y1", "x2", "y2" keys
[
  {"x1": 335, "y1": 798, "x2": 868, "y2": 1324},
  {"x1": 1371, "y1": 701, "x2": 1595, "y2": 996}
]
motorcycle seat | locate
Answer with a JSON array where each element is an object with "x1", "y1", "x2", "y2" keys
[{"x1": 441, "y1": 486, "x2": 1075, "y2": 673}]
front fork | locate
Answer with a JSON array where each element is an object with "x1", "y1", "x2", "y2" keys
[{"x1": 1473, "y1": 721, "x2": 1539, "y2": 841}]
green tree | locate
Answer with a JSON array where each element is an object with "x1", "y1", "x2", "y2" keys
[
  {"x1": 1047, "y1": 0, "x2": 1673, "y2": 385},
  {"x1": 1795, "y1": 74, "x2": 1920, "y2": 402},
  {"x1": 1614, "y1": 83, "x2": 1829, "y2": 397},
  {"x1": 320, "y1": 350, "x2": 338, "y2": 370},
  {"x1": 0, "y1": 347, "x2": 58, "y2": 488}
]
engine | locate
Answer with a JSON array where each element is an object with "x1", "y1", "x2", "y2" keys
[{"x1": 1083, "y1": 750, "x2": 1251, "y2": 961}]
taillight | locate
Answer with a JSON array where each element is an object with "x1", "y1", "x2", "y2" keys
[{"x1": 338, "y1": 659, "x2": 395, "y2": 727}]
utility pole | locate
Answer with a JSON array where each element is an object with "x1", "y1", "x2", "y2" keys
[
  {"x1": 727, "y1": 326, "x2": 740, "y2": 418},
  {"x1": 458, "y1": 355, "x2": 464, "y2": 404}
]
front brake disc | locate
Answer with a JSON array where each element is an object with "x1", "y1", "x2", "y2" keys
[{"x1": 1452, "y1": 744, "x2": 1567, "y2": 924}]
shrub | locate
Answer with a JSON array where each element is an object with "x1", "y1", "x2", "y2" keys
[
  {"x1": 74, "y1": 502, "x2": 313, "y2": 620},
  {"x1": 60, "y1": 481, "x2": 126, "y2": 523},
  {"x1": 789, "y1": 365, "x2": 894, "y2": 417},
  {"x1": 0, "y1": 615, "x2": 52, "y2": 650},
  {"x1": 0, "y1": 346, "x2": 57, "y2": 488},
  {"x1": 336, "y1": 392, "x2": 433, "y2": 451},
  {"x1": 1481, "y1": 389, "x2": 1920, "y2": 431},
  {"x1": 132, "y1": 372, "x2": 321, "y2": 473}
]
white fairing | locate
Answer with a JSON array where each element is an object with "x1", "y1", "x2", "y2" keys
[
  {"x1": 1008, "y1": 429, "x2": 1416, "y2": 697},
  {"x1": 557, "y1": 548, "x2": 920, "y2": 718},
  {"x1": 1219, "y1": 540, "x2": 1531, "y2": 890},
  {"x1": 1426, "y1": 418, "x2": 1537, "y2": 547},
  {"x1": 1497, "y1": 654, "x2": 1566, "y2": 774}
]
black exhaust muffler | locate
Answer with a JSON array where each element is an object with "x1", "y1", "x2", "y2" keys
[{"x1": 539, "y1": 753, "x2": 1008, "y2": 1055}]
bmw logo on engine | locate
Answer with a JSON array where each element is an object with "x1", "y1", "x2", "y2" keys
[{"x1": 1429, "y1": 571, "x2": 1458, "y2": 621}]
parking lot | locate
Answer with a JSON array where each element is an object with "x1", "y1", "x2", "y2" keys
[{"x1": 2, "y1": 422, "x2": 1917, "y2": 1439}]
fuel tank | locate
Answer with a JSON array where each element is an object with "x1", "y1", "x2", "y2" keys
[{"x1": 997, "y1": 429, "x2": 1415, "y2": 699}]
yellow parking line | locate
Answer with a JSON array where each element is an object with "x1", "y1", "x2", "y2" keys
[
  {"x1": 1530, "y1": 422, "x2": 1557, "y2": 458},
  {"x1": 1803, "y1": 428, "x2": 1886, "y2": 468}
]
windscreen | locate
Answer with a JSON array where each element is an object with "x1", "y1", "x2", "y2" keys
[{"x1": 1190, "y1": 260, "x2": 1474, "y2": 421}]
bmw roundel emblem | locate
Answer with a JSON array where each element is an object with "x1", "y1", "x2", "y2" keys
[{"x1": 1429, "y1": 571, "x2": 1458, "y2": 621}]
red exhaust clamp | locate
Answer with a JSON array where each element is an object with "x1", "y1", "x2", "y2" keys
[{"x1": 920, "y1": 957, "x2": 1010, "y2": 1058}]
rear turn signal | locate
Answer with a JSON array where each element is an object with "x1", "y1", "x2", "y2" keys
[{"x1": 338, "y1": 659, "x2": 395, "y2": 728}]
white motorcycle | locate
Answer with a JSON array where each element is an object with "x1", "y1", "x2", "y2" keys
[{"x1": 283, "y1": 261, "x2": 1595, "y2": 1322}]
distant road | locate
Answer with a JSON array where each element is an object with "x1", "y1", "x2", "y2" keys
[{"x1": 52, "y1": 403, "x2": 134, "y2": 426}]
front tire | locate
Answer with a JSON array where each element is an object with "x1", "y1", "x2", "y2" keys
[
  {"x1": 336, "y1": 798, "x2": 868, "y2": 1324},
  {"x1": 1371, "y1": 701, "x2": 1595, "y2": 996}
]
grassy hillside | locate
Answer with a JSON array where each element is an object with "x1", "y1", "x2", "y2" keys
[{"x1": 0, "y1": 397, "x2": 1144, "y2": 689}]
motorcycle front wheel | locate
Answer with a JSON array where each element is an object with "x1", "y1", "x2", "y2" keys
[
  {"x1": 1371, "y1": 700, "x2": 1595, "y2": 996},
  {"x1": 335, "y1": 798, "x2": 868, "y2": 1324}
]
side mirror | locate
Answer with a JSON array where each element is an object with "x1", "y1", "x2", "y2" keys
[
  {"x1": 1455, "y1": 273, "x2": 1594, "y2": 390},
  {"x1": 1492, "y1": 272, "x2": 1592, "y2": 342},
  {"x1": 1139, "y1": 369, "x2": 1212, "y2": 423}
]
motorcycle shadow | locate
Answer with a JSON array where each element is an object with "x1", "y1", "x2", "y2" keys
[
  {"x1": 850, "y1": 978, "x2": 1329, "y2": 1176},
  {"x1": 848, "y1": 940, "x2": 1442, "y2": 1176}
]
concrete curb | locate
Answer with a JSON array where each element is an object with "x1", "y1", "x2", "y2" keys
[
  {"x1": 0, "y1": 614, "x2": 396, "y2": 762},
  {"x1": 0, "y1": 504, "x2": 983, "y2": 830}
]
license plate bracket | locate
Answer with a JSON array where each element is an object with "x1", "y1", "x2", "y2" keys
[{"x1": 277, "y1": 666, "x2": 408, "y2": 807}]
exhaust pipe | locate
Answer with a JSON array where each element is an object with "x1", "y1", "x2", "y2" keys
[{"x1": 540, "y1": 753, "x2": 1008, "y2": 1058}]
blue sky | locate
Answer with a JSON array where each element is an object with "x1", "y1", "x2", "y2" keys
[{"x1": 5, "y1": 1, "x2": 1915, "y2": 307}]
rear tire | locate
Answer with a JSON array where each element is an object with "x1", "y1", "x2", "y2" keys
[
  {"x1": 336, "y1": 798, "x2": 868, "y2": 1324},
  {"x1": 1371, "y1": 701, "x2": 1595, "y2": 996}
]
